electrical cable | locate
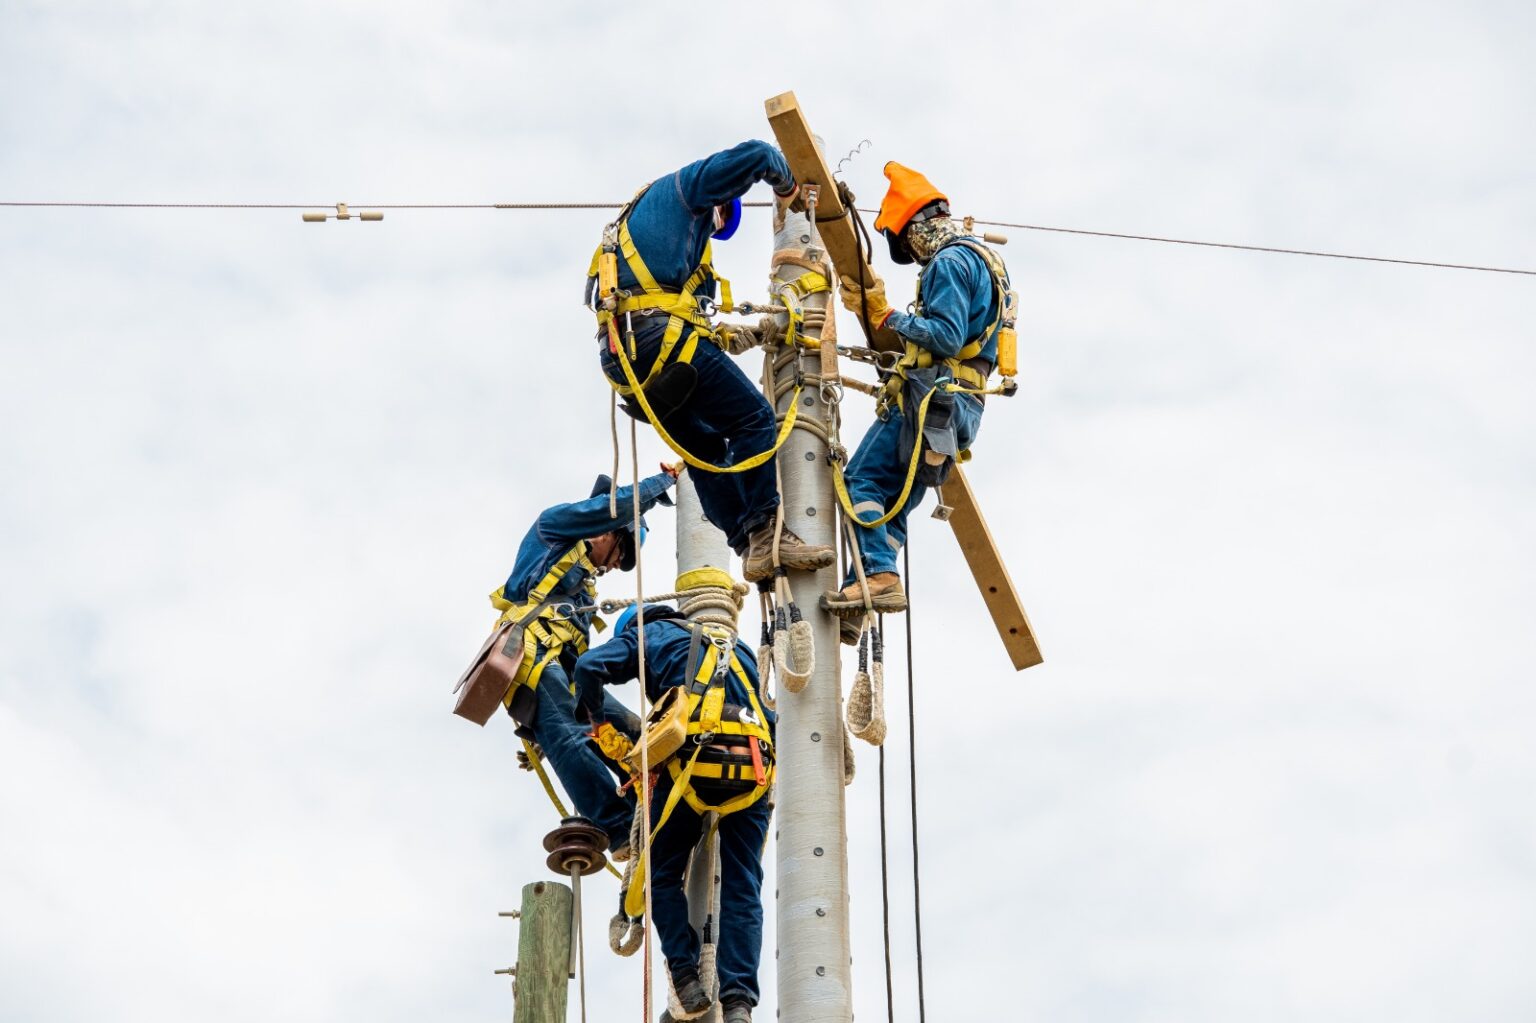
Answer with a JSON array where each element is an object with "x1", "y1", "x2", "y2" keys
[{"x1": 3, "y1": 200, "x2": 1531, "y2": 276}]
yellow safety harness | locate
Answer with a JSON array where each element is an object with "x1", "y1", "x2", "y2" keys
[
  {"x1": 488, "y1": 541, "x2": 605, "y2": 702},
  {"x1": 623, "y1": 621, "x2": 774, "y2": 918},
  {"x1": 834, "y1": 238, "x2": 1015, "y2": 529},
  {"x1": 883, "y1": 237, "x2": 1012, "y2": 402},
  {"x1": 587, "y1": 188, "x2": 803, "y2": 475}
]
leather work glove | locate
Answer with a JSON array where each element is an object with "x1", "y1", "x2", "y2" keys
[
  {"x1": 660, "y1": 460, "x2": 684, "y2": 480},
  {"x1": 591, "y1": 722, "x2": 634, "y2": 763},
  {"x1": 776, "y1": 184, "x2": 807, "y2": 214},
  {"x1": 720, "y1": 322, "x2": 765, "y2": 355},
  {"x1": 516, "y1": 742, "x2": 545, "y2": 771},
  {"x1": 839, "y1": 274, "x2": 892, "y2": 327}
]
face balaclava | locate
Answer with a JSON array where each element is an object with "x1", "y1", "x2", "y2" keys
[{"x1": 905, "y1": 215, "x2": 962, "y2": 265}]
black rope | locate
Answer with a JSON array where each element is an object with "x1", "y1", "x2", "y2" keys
[
  {"x1": 877, "y1": 619, "x2": 896, "y2": 1023},
  {"x1": 903, "y1": 543, "x2": 928, "y2": 1023}
]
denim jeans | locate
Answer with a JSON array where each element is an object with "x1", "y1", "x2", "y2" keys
[
  {"x1": 647, "y1": 771, "x2": 772, "y2": 1007},
  {"x1": 527, "y1": 658, "x2": 640, "y2": 848},
  {"x1": 842, "y1": 391, "x2": 984, "y2": 581},
  {"x1": 600, "y1": 322, "x2": 779, "y2": 553}
]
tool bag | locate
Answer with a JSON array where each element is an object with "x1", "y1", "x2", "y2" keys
[
  {"x1": 452, "y1": 597, "x2": 559, "y2": 727},
  {"x1": 624, "y1": 684, "x2": 691, "y2": 770}
]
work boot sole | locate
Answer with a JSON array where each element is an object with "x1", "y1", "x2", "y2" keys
[
  {"x1": 820, "y1": 589, "x2": 907, "y2": 618},
  {"x1": 838, "y1": 618, "x2": 863, "y2": 646},
  {"x1": 743, "y1": 546, "x2": 836, "y2": 582}
]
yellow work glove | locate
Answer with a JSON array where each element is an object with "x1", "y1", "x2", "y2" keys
[
  {"x1": 591, "y1": 722, "x2": 634, "y2": 763},
  {"x1": 839, "y1": 274, "x2": 892, "y2": 327}
]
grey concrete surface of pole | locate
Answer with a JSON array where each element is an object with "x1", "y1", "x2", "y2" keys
[
  {"x1": 770, "y1": 198, "x2": 854, "y2": 1023},
  {"x1": 676, "y1": 472, "x2": 727, "y2": 1023}
]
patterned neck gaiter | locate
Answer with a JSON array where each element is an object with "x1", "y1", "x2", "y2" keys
[{"x1": 907, "y1": 216, "x2": 962, "y2": 264}]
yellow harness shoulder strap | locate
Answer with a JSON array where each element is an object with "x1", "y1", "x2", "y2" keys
[{"x1": 490, "y1": 541, "x2": 599, "y2": 699}]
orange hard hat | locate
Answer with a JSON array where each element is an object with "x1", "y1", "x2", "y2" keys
[
  {"x1": 874, "y1": 162, "x2": 949, "y2": 264},
  {"x1": 874, "y1": 162, "x2": 948, "y2": 236}
]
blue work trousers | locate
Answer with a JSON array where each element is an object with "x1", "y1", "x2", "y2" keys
[
  {"x1": 600, "y1": 324, "x2": 779, "y2": 553},
  {"x1": 843, "y1": 393, "x2": 984, "y2": 581},
  {"x1": 527, "y1": 658, "x2": 640, "y2": 849},
  {"x1": 647, "y1": 772, "x2": 771, "y2": 1007}
]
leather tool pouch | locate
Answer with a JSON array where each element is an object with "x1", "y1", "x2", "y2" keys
[
  {"x1": 620, "y1": 361, "x2": 698, "y2": 423},
  {"x1": 899, "y1": 367, "x2": 959, "y2": 488},
  {"x1": 453, "y1": 620, "x2": 528, "y2": 727}
]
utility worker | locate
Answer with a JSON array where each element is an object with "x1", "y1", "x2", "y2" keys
[
  {"x1": 824, "y1": 162, "x2": 1015, "y2": 618},
  {"x1": 574, "y1": 603, "x2": 774, "y2": 1023},
  {"x1": 492, "y1": 468, "x2": 678, "y2": 856},
  {"x1": 586, "y1": 140, "x2": 834, "y2": 584}
]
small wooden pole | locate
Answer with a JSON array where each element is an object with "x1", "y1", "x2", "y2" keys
[{"x1": 513, "y1": 880, "x2": 573, "y2": 1023}]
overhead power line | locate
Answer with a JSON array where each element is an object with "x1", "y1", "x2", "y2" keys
[{"x1": 2, "y1": 200, "x2": 1531, "y2": 277}]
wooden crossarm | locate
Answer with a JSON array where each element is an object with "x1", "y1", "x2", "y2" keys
[
  {"x1": 938, "y1": 467, "x2": 1043, "y2": 671},
  {"x1": 765, "y1": 91, "x2": 902, "y2": 353}
]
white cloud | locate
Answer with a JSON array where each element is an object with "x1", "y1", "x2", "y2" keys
[{"x1": 3, "y1": 2, "x2": 1535, "y2": 1021}]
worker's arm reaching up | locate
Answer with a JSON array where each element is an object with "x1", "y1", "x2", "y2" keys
[
  {"x1": 674, "y1": 139, "x2": 797, "y2": 212},
  {"x1": 535, "y1": 471, "x2": 676, "y2": 546}
]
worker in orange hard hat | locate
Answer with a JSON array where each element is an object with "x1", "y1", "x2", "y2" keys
[{"x1": 823, "y1": 162, "x2": 1016, "y2": 631}]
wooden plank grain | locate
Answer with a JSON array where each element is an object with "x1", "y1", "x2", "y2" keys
[
  {"x1": 764, "y1": 91, "x2": 902, "y2": 353},
  {"x1": 938, "y1": 466, "x2": 1043, "y2": 671}
]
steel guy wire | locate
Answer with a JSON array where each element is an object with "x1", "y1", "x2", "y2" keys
[{"x1": 2, "y1": 199, "x2": 1531, "y2": 276}]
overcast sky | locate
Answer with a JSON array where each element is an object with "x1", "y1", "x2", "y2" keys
[{"x1": 3, "y1": 2, "x2": 1534, "y2": 1021}]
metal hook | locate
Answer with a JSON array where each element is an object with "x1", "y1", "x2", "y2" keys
[{"x1": 835, "y1": 139, "x2": 873, "y2": 176}]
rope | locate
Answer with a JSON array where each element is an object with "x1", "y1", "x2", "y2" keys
[
  {"x1": 902, "y1": 544, "x2": 928, "y2": 1023},
  {"x1": 878, "y1": 740, "x2": 895, "y2": 1023},
  {"x1": 631, "y1": 416, "x2": 655, "y2": 1023}
]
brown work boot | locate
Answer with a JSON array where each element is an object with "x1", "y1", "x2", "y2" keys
[
  {"x1": 820, "y1": 573, "x2": 906, "y2": 617},
  {"x1": 742, "y1": 524, "x2": 835, "y2": 581},
  {"x1": 839, "y1": 617, "x2": 863, "y2": 646}
]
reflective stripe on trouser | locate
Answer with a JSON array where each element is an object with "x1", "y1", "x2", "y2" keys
[
  {"x1": 647, "y1": 768, "x2": 772, "y2": 1007},
  {"x1": 526, "y1": 657, "x2": 638, "y2": 847},
  {"x1": 600, "y1": 320, "x2": 780, "y2": 552},
  {"x1": 841, "y1": 392, "x2": 984, "y2": 582}
]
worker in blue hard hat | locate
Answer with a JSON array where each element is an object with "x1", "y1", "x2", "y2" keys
[
  {"x1": 824, "y1": 162, "x2": 1014, "y2": 626},
  {"x1": 573, "y1": 604, "x2": 774, "y2": 1023},
  {"x1": 488, "y1": 467, "x2": 679, "y2": 855},
  {"x1": 586, "y1": 140, "x2": 834, "y2": 585}
]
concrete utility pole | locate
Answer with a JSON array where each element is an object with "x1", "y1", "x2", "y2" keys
[
  {"x1": 769, "y1": 199, "x2": 853, "y2": 1023},
  {"x1": 675, "y1": 473, "x2": 729, "y2": 1023}
]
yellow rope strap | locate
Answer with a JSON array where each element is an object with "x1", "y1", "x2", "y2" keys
[
  {"x1": 522, "y1": 739, "x2": 623, "y2": 881},
  {"x1": 607, "y1": 317, "x2": 802, "y2": 475},
  {"x1": 831, "y1": 376, "x2": 1012, "y2": 530}
]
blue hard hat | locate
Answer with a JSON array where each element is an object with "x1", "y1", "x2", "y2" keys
[{"x1": 712, "y1": 197, "x2": 742, "y2": 240}]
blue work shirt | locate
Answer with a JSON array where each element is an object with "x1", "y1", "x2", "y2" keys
[
  {"x1": 573, "y1": 617, "x2": 775, "y2": 734},
  {"x1": 885, "y1": 242, "x2": 1007, "y2": 363},
  {"x1": 501, "y1": 473, "x2": 675, "y2": 638},
  {"x1": 615, "y1": 140, "x2": 796, "y2": 297}
]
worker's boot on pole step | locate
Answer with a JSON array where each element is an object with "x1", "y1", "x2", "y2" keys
[
  {"x1": 668, "y1": 966, "x2": 712, "y2": 1021},
  {"x1": 742, "y1": 524, "x2": 835, "y2": 582},
  {"x1": 721, "y1": 997, "x2": 753, "y2": 1023},
  {"x1": 821, "y1": 572, "x2": 907, "y2": 617}
]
